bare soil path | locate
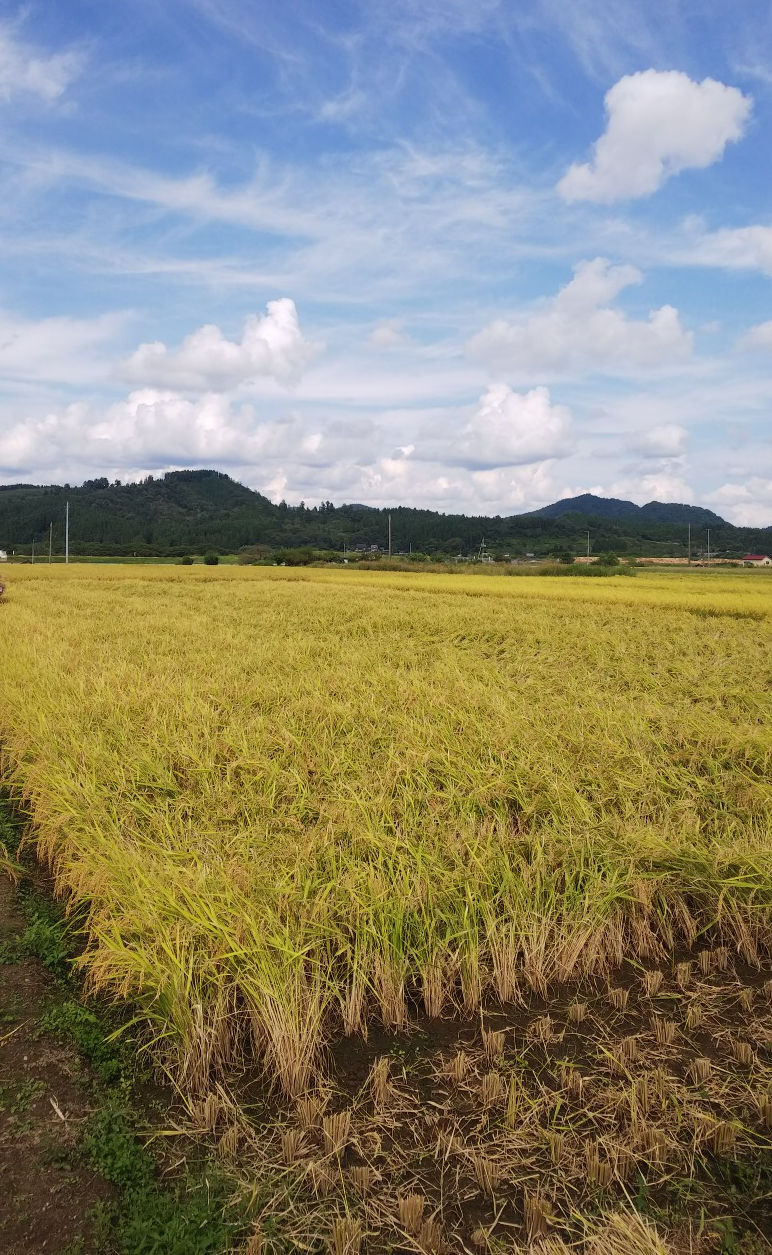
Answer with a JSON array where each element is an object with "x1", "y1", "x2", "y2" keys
[{"x1": 0, "y1": 874, "x2": 114, "y2": 1255}]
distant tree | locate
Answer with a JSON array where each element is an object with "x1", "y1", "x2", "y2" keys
[
  {"x1": 595, "y1": 552, "x2": 619, "y2": 566},
  {"x1": 274, "y1": 547, "x2": 314, "y2": 566},
  {"x1": 556, "y1": 552, "x2": 574, "y2": 564},
  {"x1": 180, "y1": 555, "x2": 194, "y2": 565},
  {"x1": 203, "y1": 552, "x2": 219, "y2": 565}
]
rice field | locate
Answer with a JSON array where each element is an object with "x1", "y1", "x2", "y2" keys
[{"x1": 1, "y1": 564, "x2": 771, "y2": 1250}]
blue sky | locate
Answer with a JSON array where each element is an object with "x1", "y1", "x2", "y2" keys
[{"x1": 0, "y1": 0, "x2": 771, "y2": 522}]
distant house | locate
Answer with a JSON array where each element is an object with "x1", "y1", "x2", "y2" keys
[
  {"x1": 0, "y1": 549, "x2": 7, "y2": 562},
  {"x1": 743, "y1": 554, "x2": 772, "y2": 566}
]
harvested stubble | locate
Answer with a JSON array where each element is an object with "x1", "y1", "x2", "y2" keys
[{"x1": 1, "y1": 565, "x2": 772, "y2": 1103}]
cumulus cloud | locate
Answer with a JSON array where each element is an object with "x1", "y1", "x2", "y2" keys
[
  {"x1": 368, "y1": 318, "x2": 410, "y2": 347},
  {"x1": 628, "y1": 423, "x2": 688, "y2": 457},
  {"x1": 558, "y1": 70, "x2": 751, "y2": 203},
  {"x1": 0, "y1": 389, "x2": 324, "y2": 478},
  {"x1": 740, "y1": 321, "x2": 772, "y2": 351},
  {"x1": 348, "y1": 452, "x2": 560, "y2": 516},
  {"x1": 468, "y1": 259, "x2": 692, "y2": 376},
  {"x1": 119, "y1": 299, "x2": 316, "y2": 391},
  {"x1": 0, "y1": 26, "x2": 81, "y2": 101},
  {"x1": 687, "y1": 225, "x2": 772, "y2": 276},
  {"x1": 611, "y1": 464, "x2": 694, "y2": 504},
  {"x1": 448, "y1": 383, "x2": 574, "y2": 468},
  {"x1": 706, "y1": 479, "x2": 772, "y2": 527}
]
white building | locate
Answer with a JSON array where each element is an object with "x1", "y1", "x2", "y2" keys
[
  {"x1": 0, "y1": 549, "x2": 7, "y2": 562},
  {"x1": 743, "y1": 554, "x2": 772, "y2": 566}
]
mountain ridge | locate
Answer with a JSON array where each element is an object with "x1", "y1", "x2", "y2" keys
[
  {"x1": 0, "y1": 470, "x2": 767, "y2": 558},
  {"x1": 526, "y1": 493, "x2": 726, "y2": 526}
]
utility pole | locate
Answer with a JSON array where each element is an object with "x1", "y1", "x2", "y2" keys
[
  {"x1": 388, "y1": 512, "x2": 392, "y2": 558},
  {"x1": 687, "y1": 524, "x2": 691, "y2": 565},
  {"x1": 48, "y1": 521, "x2": 53, "y2": 564},
  {"x1": 587, "y1": 530, "x2": 590, "y2": 559},
  {"x1": 31, "y1": 535, "x2": 35, "y2": 564},
  {"x1": 706, "y1": 528, "x2": 711, "y2": 566},
  {"x1": 65, "y1": 501, "x2": 69, "y2": 565}
]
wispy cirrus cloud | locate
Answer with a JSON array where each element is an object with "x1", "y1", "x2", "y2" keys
[{"x1": 0, "y1": 24, "x2": 82, "y2": 102}]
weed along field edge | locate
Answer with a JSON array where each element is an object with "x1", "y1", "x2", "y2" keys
[{"x1": 1, "y1": 564, "x2": 772, "y2": 1252}]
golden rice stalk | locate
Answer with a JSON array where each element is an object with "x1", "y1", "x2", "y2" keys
[
  {"x1": 446, "y1": 1050, "x2": 469, "y2": 1084},
  {"x1": 523, "y1": 1188, "x2": 551, "y2": 1241},
  {"x1": 556, "y1": 1061, "x2": 583, "y2": 1098},
  {"x1": 200, "y1": 1091, "x2": 224, "y2": 1133},
  {"x1": 296, "y1": 1091, "x2": 327, "y2": 1131},
  {"x1": 698, "y1": 950, "x2": 712, "y2": 976},
  {"x1": 529, "y1": 1014, "x2": 557, "y2": 1043},
  {"x1": 730, "y1": 1038, "x2": 754, "y2": 1068},
  {"x1": 586, "y1": 1210, "x2": 671, "y2": 1255},
  {"x1": 757, "y1": 1095, "x2": 772, "y2": 1129},
  {"x1": 614, "y1": 1145, "x2": 635, "y2": 1183},
  {"x1": 618, "y1": 1035, "x2": 639, "y2": 1065},
  {"x1": 642, "y1": 970, "x2": 663, "y2": 997},
  {"x1": 738, "y1": 986, "x2": 754, "y2": 1012},
  {"x1": 280, "y1": 1128, "x2": 306, "y2": 1165},
  {"x1": 585, "y1": 1143, "x2": 614, "y2": 1190},
  {"x1": 709, "y1": 1120, "x2": 737, "y2": 1157},
  {"x1": 568, "y1": 1001, "x2": 587, "y2": 1024},
  {"x1": 546, "y1": 1130, "x2": 564, "y2": 1165},
  {"x1": 638, "y1": 1126, "x2": 668, "y2": 1165},
  {"x1": 348, "y1": 1165, "x2": 376, "y2": 1195},
  {"x1": 245, "y1": 1230, "x2": 264, "y2": 1255},
  {"x1": 505, "y1": 1075, "x2": 523, "y2": 1129},
  {"x1": 651, "y1": 1017, "x2": 676, "y2": 1047},
  {"x1": 328, "y1": 1216, "x2": 362, "y2": 1255},
  {"x1": 323, "y1": 1109, "x2": 352, "y2": 1157},
  {"x1": 309, "y1": 1161, "x2": 337, "y2": 1197},
  {"x1": 687, "y1": 1057, "x2": 712, "y2": 1084},
  {"x1": 368, "y1": 1055, "x2": 393, "y2": 1108},
  {"x1": 418, "y1": 1217, "x2": 447, "y2": 1255},
  {"x1": 472, "y1": 1152, "x2": 503, "y2": 1194},
  {"x1": 608, "y1": 986, "x2": 629, "y2": 1011},
  {"x1": 483, "y1": 1027, "x2": 505, "y2": 1062},
  {"x1": 421, "y1": 961, "x2": 447, "y2": 1018},
  {"x1": 480, "y1": 1071, "x2": 504, "y2": 1110},
  {"x1": 674, "y1": 961, "x2": 691, "y2": 989},
  {"x1": 713, "y1": 945, "x2": 730, "y2": 971},
  {"x1": 685, "y1": 1000, "x2": 704, "y2": 1031},
  {"x1": 217, "y1": 1124, "x2": 240, "y2": 1158},
  {"x1": 398, "y1": 1193, "x2": 426, "y2": 1236}
]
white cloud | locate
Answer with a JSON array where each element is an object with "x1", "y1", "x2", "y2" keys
[
  {"x1": 558, "y1": 70, "x2": 751, "y2": 203},
  {"x1": 686, "y1": 225, "x2": 772, "y2": 277},
  {"x1": 468, "y1": 259, "x2": 693, "y2": 376},
  {"x1": 340, "y1": 451, "x2": 560, "y2": 516},
  {"x1": 0, "y1": 310, "x2": 125, "y2": 386},
  {"x1": 119, "y1": 299, "x2": 317, "y2": 391},
  {"x1": 628, "y1": 423, "x2": 688, "y2": 457},
  {"x1": 0, "y1": 26, "x2": 81, "y2": 102},
  {"x1": 706, "y1": 479, "x2": 772, "y2": 527},
  {"x1": 448, "y1": 383, "x2": 574, "y2": 468},
  {"x1": 739, "y1": 321, "x2": 772, "y2": 351},
  {"x1": 0, "y1": 391, "x2": 254, "y2": 476},
  {"x1": 367, "y1": 318, "x2": 410, "y2": 347},
  {"x1": 610, "y1": 463, "x2": 694, "y2": 504}
]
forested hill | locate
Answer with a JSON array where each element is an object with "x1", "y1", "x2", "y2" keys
[
  {"x1": 0, "y1": 469, "x2": 769, "y2": 559},
  {"x1": 527, "y1": 493, "x2": 725, "y2": 527}
]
